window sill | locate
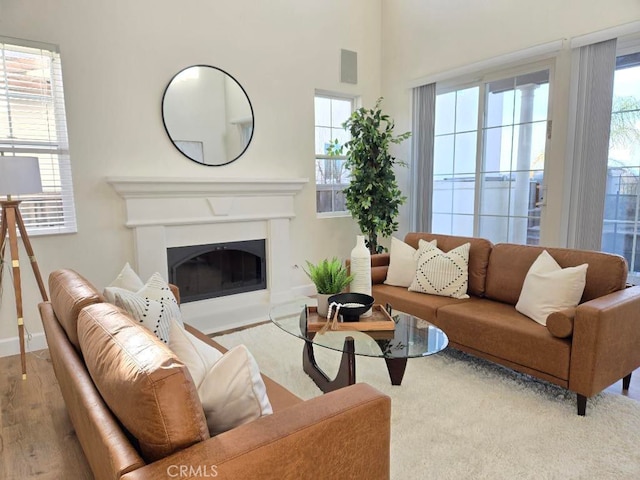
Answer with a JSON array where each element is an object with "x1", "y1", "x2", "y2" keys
[
  {"x1": 317, "y1": 211, "x2": 351, "y2": 219},
  {"x1": 27, "y1": 225, "x2": 78, "y2": 237}
]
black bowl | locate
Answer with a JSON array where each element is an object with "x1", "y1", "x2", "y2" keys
[{"x1": 327, "y1": 293, "x2": 375, "y2": 322}]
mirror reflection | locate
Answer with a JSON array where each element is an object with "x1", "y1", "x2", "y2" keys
[{"x1": 162, "y1": 65, "x2": 254, "y2": 166}]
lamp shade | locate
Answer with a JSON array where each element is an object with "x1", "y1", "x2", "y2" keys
[{"x1": 0, "y1": 156, "x2": 42, "y2": 196}]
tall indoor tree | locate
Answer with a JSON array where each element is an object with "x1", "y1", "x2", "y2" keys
[{"x1": 333, "y1": 98, "x2": 411, "y2": 254}]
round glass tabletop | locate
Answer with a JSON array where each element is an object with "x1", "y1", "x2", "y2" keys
[{"x1": 270, "y1": 299, "x2": 448, "y2": 359}]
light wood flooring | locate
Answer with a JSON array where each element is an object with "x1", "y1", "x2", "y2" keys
[
  {"x1": 1, "y1": 348, "x2": 639, "y2": 479},
  {"x1": 0, "y1": 350, "x2": 91, "y2": 480}
]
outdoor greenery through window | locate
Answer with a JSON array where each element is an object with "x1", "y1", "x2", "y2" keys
[
  {"x1": 602, "y1": 51, "x2": 640, "y2": 279},
  {"x1": 0, "y1": 37, "x2": 76, "y2": 235},
  {"x1": 314, "y1": 94, "x2": 353, "y2": 214},
  {"x1": 433, "y1": 68, "x2": 550, "y2": 245}
]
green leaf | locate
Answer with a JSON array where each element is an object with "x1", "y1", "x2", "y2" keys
[
  {"x1": 303, "y1": 257, "x2": 354, "y2": 294},
  {"x1": 341, "y1": 97, "x2": 411, "y2": 253}
]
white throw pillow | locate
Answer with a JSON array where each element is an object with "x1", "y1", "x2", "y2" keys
[
  {"x1": 169, "y1": 319, "x2": 223, "y2": 387},
  {"x1": 409, "y1": 242, "x2": 470, "y2": 299},
  {"x1": 113, "y1": 273, "x2": 183, "y2": 344},
  {"x1": 103, "y1": 262, "x2": 145, "y2": 303},
  {"x1": 198, "y1": 344, "x2": 273, "y2": 436},
  {"x1": 384, "y1": 238, "x2": 436, "y2": 288},
  {"x1": 516, "y1": 250, "x2": 588, "y2": 326}
]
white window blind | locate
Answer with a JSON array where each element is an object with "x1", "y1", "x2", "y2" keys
[{"x1": 0, "y1": 37, "x2": 76, "y2": 235}]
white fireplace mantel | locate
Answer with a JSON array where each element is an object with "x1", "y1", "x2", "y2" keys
[
  {"x1": 107, "y1": 176, "x2": 309, "y2": 198},
  {"x1": 107, "y1": 176, "x2": 308, "y2": 333}
]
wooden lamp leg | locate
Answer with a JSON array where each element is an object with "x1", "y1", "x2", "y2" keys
[
  {"x1": 14, "y1": 207, "x2": 47, "y2": 302},
  {"x1": 3, "y1": 204, "x2": 27, "y2": 379},
  {"x1": 0, "y1": 207, "x2": 7, "y2": 265}
]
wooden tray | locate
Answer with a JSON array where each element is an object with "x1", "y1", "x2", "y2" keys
[{"x1": 306, "y1": 304, "x2": 395, "y2": 333}]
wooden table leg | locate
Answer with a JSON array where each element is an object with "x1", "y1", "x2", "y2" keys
[
  {"x1": 385, "y1": 357, "x2": 408, "y2": 386},
  {"x1": 302, "y1": 336, "x2": 356, "y2": 393}
]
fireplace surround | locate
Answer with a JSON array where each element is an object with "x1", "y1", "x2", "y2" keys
[{"x1": 107, "y1": 177, "x2": 307, "y2": 333}]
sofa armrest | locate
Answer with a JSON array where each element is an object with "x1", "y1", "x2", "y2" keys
[
  {"x1": 371, "y1": 253, "x2": 390, "y2": 285},
  {"x1": 121, "y1": 383, "x2": 391, "y2": 480},
  {"x1": 169, "y1": 284, "x2": 180, "y2": 304},
  {"x1": 569, "y1": 286, "x2": 640, "y2": 397},
  {"x1": 346, "y1": 253, "x2": 390, "y2": 284}
]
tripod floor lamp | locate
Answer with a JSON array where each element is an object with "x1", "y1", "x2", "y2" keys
[{"x1": 0, "y1": 156, "x2": 48, "y2": 379}]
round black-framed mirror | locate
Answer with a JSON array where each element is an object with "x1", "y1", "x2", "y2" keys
[{"x1": 162, "y1": 65, "x2": 254, "y2": 166}]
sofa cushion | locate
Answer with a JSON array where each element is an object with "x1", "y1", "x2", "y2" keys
[
  {"x1": 515, "y1": 250, "x2": 587, "y2": 325},
  {"x1": 404, "y1": 233, "x2": 492, "y2": 297},
  {"x1": 372, "y1": 284, "x2": 473, "y2": 324},
  {"x1": 485, "y1": 244, "x2": 627, "y2": 306},
  {"x1": 77, "y1": 303, "x2": 209, "y2": 463},
  {"x1": 409, "y1": 241, "x2": 470, "y2": 299},
  {"x1": 48, "y1": 269, "x2": 104, "y2": 351},
  {"x1": 436, "y1": 299, "x2": 571, "y2": 381}
]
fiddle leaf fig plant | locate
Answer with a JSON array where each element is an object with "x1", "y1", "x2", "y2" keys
[
  {"x1": 341, "y1": 97, "x2": 411, "y2": 254},
  {"x1": 303, "y1": 257, "x2": 353, "y2": 295}
]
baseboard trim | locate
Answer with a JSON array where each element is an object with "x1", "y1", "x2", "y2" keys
[{"x1": 0, "y1": 332, "x2": 48, "y2": 358}]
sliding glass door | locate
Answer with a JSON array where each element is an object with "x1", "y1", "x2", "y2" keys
[
  {"x1": 433, "y1": 67, "x2": 552, "y2": 245},
  {"x1": 601, "y1": 51, "x2": 640, "y2": 280}
]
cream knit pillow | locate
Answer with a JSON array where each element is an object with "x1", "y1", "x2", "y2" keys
[
  {"x1": 516, "y1": 250, "x2": 587, "y2": 325},
  {"x1": 385, "y1": 238, "x2": 436, "y2": 288},
  {"x1": 103, "y1": 262, "x2": 144, "y2": 303}
]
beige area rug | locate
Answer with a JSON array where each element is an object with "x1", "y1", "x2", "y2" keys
[{"x1": 213, "y1": 323, "x2": 640, "y2": 480}]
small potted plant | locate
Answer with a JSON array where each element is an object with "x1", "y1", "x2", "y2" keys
[{"x1": 304, "y1": 257, "x2": 353, "y2": 317}]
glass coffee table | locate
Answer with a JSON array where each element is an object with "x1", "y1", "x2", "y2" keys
[{"x1": 270, "y1": 299, "x2": 448, "y2": 393}]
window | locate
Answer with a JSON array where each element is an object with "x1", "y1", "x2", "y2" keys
[
  {"x1": 433, "y1": 67, "x2": 551, "y2": 245},
  {"x1": 601, "y1": 51, "x2": 640, "y2": 279},
  {"x1": 0, "y1": 37, "x2": 76, "y2": 235},
  {"x1": 314, "y1": 94, "x2": 353, "y2": 214}
]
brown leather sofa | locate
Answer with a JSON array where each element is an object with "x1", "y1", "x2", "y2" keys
[
  {"x1": 39, "y1": 269, "x2": 391, "y2": 480},
  {"x1": 371, "y1": 232, "x2": 640, "y2": 415}
]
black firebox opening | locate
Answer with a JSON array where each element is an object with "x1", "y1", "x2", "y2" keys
[{"x1": 167, "y1": 240, "x2": 266, "y2": 303}]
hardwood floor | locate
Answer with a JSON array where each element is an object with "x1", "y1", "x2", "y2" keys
[
  {"x1": 0, "y1": 350, "x2": 91, "y2": 480},
  {"x1": 1, "y1": 348, "x2": 639, "y2": 479}
]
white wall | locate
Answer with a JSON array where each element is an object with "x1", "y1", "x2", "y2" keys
[
  {"x1": 381, "y1": 0, "x2": 640, "y2": 245},
  {"x1": 0, "y1": 0, "x2": 381, "y2": 353}
]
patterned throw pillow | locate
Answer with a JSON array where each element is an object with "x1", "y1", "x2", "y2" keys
[
  {"x1": 409, "y1": 242, "x2": 470, "y2": 299},
  {"x1": 113, "y1": 273, "x2": 183, "y2": 344}
]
